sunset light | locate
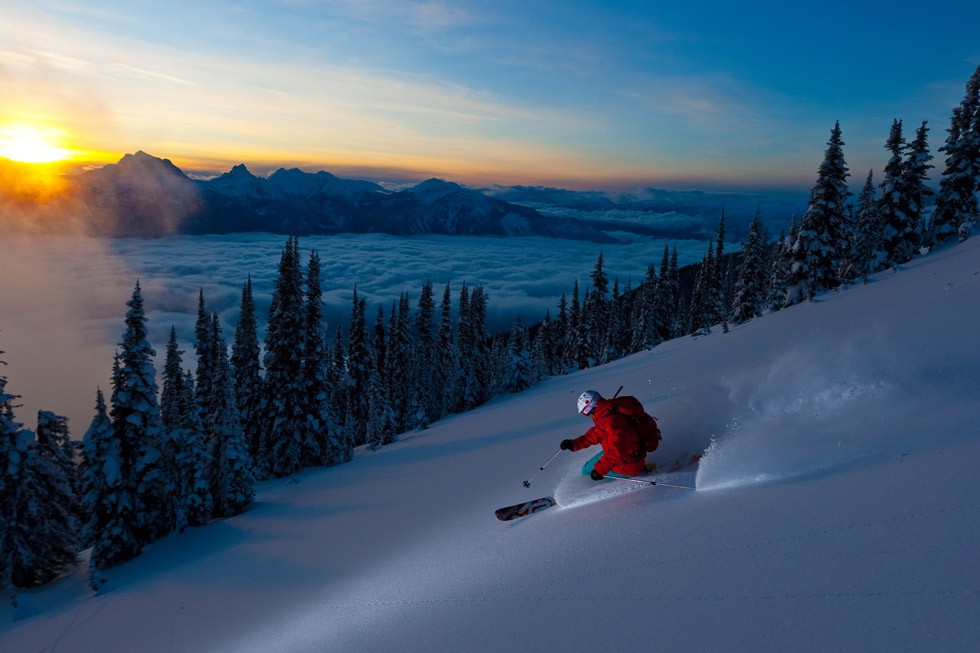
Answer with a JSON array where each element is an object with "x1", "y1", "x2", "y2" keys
[{"x1": 0, "y1": 125, "x2": 73, "y2": 164}]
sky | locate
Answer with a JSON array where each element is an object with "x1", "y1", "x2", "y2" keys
[
  {"x1": 2, "y1": 232, "x2": 978, "y2": 652},
  {"x1": 2, "y1": 0, "x2": 978, "y2": 190}
]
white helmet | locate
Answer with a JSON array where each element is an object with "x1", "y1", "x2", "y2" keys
[{"x1": 577, "y1": 390, "x2": 601, "y2": 415}]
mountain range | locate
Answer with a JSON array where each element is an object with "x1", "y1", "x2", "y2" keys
[{"x1": 0, "y1": 152, "x2": 614, "y2": 242}]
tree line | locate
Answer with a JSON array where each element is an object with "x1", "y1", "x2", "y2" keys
[{"x1": 2, "y1": 65, "x2": 978, "y2": 604}]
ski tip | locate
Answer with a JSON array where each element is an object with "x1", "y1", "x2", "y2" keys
[{"x1": 495, "y1": 496, "x2": 557, "y2": 521}]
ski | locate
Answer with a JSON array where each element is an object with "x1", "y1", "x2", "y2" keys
[{"x1": 495, "y1": 496, "x2": 557, "y2": 521}]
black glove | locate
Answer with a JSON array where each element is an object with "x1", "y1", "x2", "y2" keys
[
  {"x1": 560, "y1": 439, "x2": 574, "y2": 451},
  {"x1": 590, "y1": 469, "x2": 604, "y2": 481}
]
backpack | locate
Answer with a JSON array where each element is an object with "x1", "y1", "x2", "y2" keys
[{"x1": 610, "y1": 395, "x2": 662, "y2": 454}]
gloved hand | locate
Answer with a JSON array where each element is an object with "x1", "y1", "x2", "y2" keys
[
  {"x1": 590, "y1": 469, "x2": 604, "y2": 481},
  {"x1": 560, "y1": 439, "x2": 573, "y2": 451}
]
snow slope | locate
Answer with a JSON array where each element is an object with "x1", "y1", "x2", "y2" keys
[{"x1": 2, "y1": 237, "x2": 980, "y2": 653}]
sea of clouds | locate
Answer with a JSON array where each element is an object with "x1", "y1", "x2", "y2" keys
[{"x1": 0, "y1": 231, "x2": 710, "y2": 431}]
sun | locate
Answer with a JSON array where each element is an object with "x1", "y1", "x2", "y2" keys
[{"x1": 0, "y1": 125, "x2": 73, "y2": 164}]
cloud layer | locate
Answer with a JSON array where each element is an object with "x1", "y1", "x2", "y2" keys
[{"x1": 0, "y1": 232, "x2": 708, "y2": 432}]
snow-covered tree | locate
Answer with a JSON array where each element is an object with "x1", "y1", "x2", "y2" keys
[
  {"x1": 79, "y1": 389, "x2": 109, "y2": 549},
  {"x1": 903, "y1": 120, "x2": 934, "y2": 248},
  {"x1": 657, "y1": 245, "x2": 683, "y2": 340},
  {"x1": 849, "y1": 171, "x2": 883, "y2": 280},
  {"x1": 194, "y1": 289, "x2": 216, "y2": 416},
  {"x1": 20, "y1": 413, "x2": 80, "y2": 588},
  {"x1": 231, "y1": 276, "x2": 265, "y2": 477},
  {"x1": 208, "y1": 317, "x2": 255, "y2": 517},
  {"x1": 629, "y1": 264, "x2": 660, "y2": 352},
  {"x1": 90, "y1": 357, "x2": 142, "y2": 570},
  {"x1": 366, "y1": 365, "x2": 397, "y2": 450},
  {"x1": 933, "y1": 66, "x2": 980, "y2": 241},
  {"x1": 299, "y1": 250, "x2": 330, "y2": 468},
  {"x1": 36, "y1": 410, "x2": 81, "y2": 526},
  {"x1": 567, "y1": 280, "x2": 587, "y2": 370},
  {"x1": 878, "y1": 119, "x2": 917, "y2": 266},
  {"x1": 345, "y1": 289, "x2": 371, "y2": 446},
  {"x1": 467, "y1": 286, "x2": 492, "y2": 405},
  {"x1": 584, "y1": 253, "x2": 609, "y2": 365},
  {"x1": 385, "y1": 293, "x2": 413, "y2": 432},
  {"x1": 1, "y1": 360, "x2": 78, "y2": 595},
  {"x1": 503, "y1": 315, "x2": 536, "y2": 393},
  {"x1": 435, "y1": 283, "x2": 456, "y2": 418},
  {"x1": 264, "y1": 237, "x2": 307, "y2": 476},
  {"x1": 601, "y1": 278, "x2": 626, "y2": 363},
  {"x1": 710, "y1": 213, "x2": 728, "y2": 327},
  {"x1": 452, "y1": 283, "x2": 472, "y2": 412},
  {"x1": 161, "y1": 328, "x2": 212, "y2": 531},
  {"x1": 113, "y1": 281, "x2": 169, "y2": 545},
  {"x1": 411, "y1": 281, "x2": 438, "y2": 430},
  {"x1": 786, "y1": 122, "x2": 851, "y2": 305},
  {"x1": 731, "y1": 212, "x2": 769, "y2": 324},
  {"x1": 326, "y1": 325, "x2": 353, "y2": 465}
]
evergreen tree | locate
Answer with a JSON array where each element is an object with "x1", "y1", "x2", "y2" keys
[
  {"x1": 878, "y1": 119, "x2": 917, "y2": 266},
  {"x1": 689, "y1": 244, "x2": 715, "y2": 334},
  {"x1": 1, "y1": 362, "x2": 78, "y2": 594},
  {"x1": 79, "y1": 389, "x2": 110, "y2": 549},
  {"x1": 0, "y1": 353, "x2": 26, "y2": 591},
  {"x1": 850, "y1": 171, "x2": 883, "y2": 279},
  {"x1": 366, "y1": 365, "x2": 397, "y2": 450},
  {"x1": 411, "y1": 281, "x2": 438, "y2": 429},
  {"x1": 91, "y1": 355, "x2": 142, "y2": 569},
  {"x1": 452, "y1": 283, "x2": 472, "y2": 412},
  {"x1": 113, "y1": 281, "x2": 169, "y2": 545},
  {"x1": 435, "y1": 283, "x2": 456, "y2": 418},
  {"x1": 552, "y1": 293, "x2": 571, "y2": 371},
  {"x1": 768, "y1": 219, "x2": 797, "y2": 311},
  {"x1": 655, "y1": 246, "x2": 682, "y2": 340},
  {"x1": 161, "y1": 334, "x2": 212, "y2": 532},
  {"x1": 231, "y1": 276, "x2": 265, "y2": 477},
  {"x1": 299, "y1": 250, "x2": 330, "y2": 467},
  {"x1": 568, "y1": 280, "x2": 588, "y2": 369},
  {"x1": 326, "y1": 325, "x2": 353, "y2": 465},
  {"x1": 179, "y1": 368, "x2": 213, "y2": 528},
  {"x1": 194, "y1": 289, "x2": 216, "y2": 415},
  {"x1": 22, "y1": 412, "x2": 80, "y2": 587},
  {"x1": 904, "y1": 120, "x2": 934, "y2": 248},
  {"x1": 209, "y1": 318, "x2": 255, "y2": 517},
  {"x1": 385, "y1": 293, "x2": 413, "y2": 431},
  {"x1": 584, "y1": 253, "x2": 609, "y2": 365},
  {"x1": 263, "y1": 237, "x2": 307, "y2": 476},
  {"x1": 629, "y1": 263, "x2": 660, "y2": 352},
  {"x1": 786, "y1": 122, "x2": 851, "y2": 305},
  {"x1": 731, "y1": 213, "x2": 769, "y2": 324},
  {"x1": 468, "y1": 287, "x2": 492, "y2": 405},
  {"x1": 36, "y1": 410, "x2": 82, "y2": 529},
  {"x1": 933, "y1": 65, "x2": 980, "y2": 241},
  {"x1": 536, "y1": 310, "x2": 561, "y2": 376},
  {"x1": 710, "y1": 213, "x2": 727, "y2": 326},
  {"x1": 503, "y1": 315, "x2": 535, "y2": 393},
  {"x1": 345, "y1": 289, "x2": 371, "y2": 446}
]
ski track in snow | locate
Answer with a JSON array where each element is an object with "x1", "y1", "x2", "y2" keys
[{"x1": 696, "y1": 311, "x2": 980, "y2": 491}]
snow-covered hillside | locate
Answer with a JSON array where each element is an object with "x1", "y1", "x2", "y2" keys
[{"x1": 2, "y1": 237, "x2": 979, "y2": 653}]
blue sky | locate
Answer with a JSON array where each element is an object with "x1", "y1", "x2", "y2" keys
[{"x1": 1, "y1": 0, "x2": 978, "y2": 190}]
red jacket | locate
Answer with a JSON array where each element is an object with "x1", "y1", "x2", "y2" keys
[{"x1": 568, "y1": 397, "x2": 646, "y2": 476}]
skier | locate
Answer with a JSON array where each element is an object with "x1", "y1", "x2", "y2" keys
[{"x1": 559, "y1": 390, "x2": 658, "y2": 481}]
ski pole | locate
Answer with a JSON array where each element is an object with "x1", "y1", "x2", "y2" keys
[
  {"x1": 523, "y1": 450, "x2": 562, "y2": 488},
  {"x1": 603, "y1": 474, "x2": 695, "y2": 490},
  {"x1": 612, "y1": 385, "x2": 624, "y2": 399}
]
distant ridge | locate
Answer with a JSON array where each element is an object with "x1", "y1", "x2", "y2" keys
[{"x1": 0, "y1": 152, "x2": 615, "y2": 242}]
